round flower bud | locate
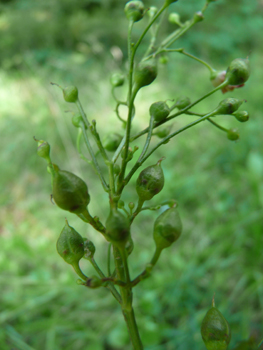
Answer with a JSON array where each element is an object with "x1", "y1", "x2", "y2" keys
[
  {"x1": 52, "y1": 167, "x2": 90, "y2": 214},
  {"x1": 56, "y1": 221, "x2": 84, "y2": 265},
  {"x1": 110, "y1": 73, "x2": 125, "y2": 87},
  {"x1": 63, "y1": 86, "x2": 78, "y2": 103},
  {"x1": 36, "y1": 140, "x2": 50, "y2": 162},
  {"x1": 175, "y1": 96, "x2": 191, "y2": 109},
  {"x1": 134, "y1": 59, "x2": 158, "y2": 91},
  {"x1": 227, "y1": 128, "x2": 239, "y2": 141},
  {"x1": 225, "y1": 58, "x2": 250, "y2": 86},
  {"x1": 103, "y1": 133, "x2": 122, "y2": 152},
  {"x1": 136, "y1": 159, "x2": 165, "y2": 201},
  {"x1": 105, "y1": 209, "x2": 130, "y2": 245},
  {"x1": 233, "y1": 110, "x2": 249, "y2": 122},
  {"x1": 153, "y1": 206, "x2": 182, "y2": 250},
  {"x1": 215, "y1": 98, "x2": 243, "y2": 115},
  {"x1": 149, "y1": 101, "x2": 170, "y2": 122},
  {"x1": 201, "y1": 305, "x2": 231, "y2": 350},
  {"x1": 124, "y1": 1, "x2": 144, "y2": 22}
]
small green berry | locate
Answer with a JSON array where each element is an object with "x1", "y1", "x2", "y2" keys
[
  {"x1": 225, "y1": 58, "x2": 250, "y2": 85},
  {"x1": 63, "y1": 86, "x2": 78, "y2": 103},
  {"x1": 124, "y1": 1, "x2": 144, "y2": 22},
  {"x1": 110, "y1": 73, "x2": 125, "y2": 87},
  {"x1": 136, "y1": 159, "x2": 165, "y2": 201},
  {"x1": 201, "y1": 304, "x2": 231, "y2": 350},
  {"x1": 153, "y1": 206, "x2": 182, "y2": 250},
  {"x1": 56, "y1": 220, "x2": 84, "y2": 265},
  {"x1": 134, "y1": 59, "x2": 158, "y2": 91},
  {"x1": 149, "y1": 101, "x2": 170, "y2": 122},
  {"x1": 227, "y1": 128, "x2": 239, "y2": 141},
  {"x1": 233, "y1": 110, "x2": 249, "y2": 122}
]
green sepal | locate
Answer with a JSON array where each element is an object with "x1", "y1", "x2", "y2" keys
[
  {"x1": 201, "y1": 306, "x2": 231, "y2": 350},
  {"x1": 149, "y1": 101, "x2": 170, "y2": 122},
  {"x1": 56, "y1": 220, "x2": 84, "y2": 265},
  {"x1": 136, "y1": 159, "x2": 165, "y2": 201},
  {"x1": 153, "y1": 206, "x2": 182, "y2": 250},
  {"x1": 105, "y1": 209, "x2": 130, "y2": 246},
  {"x1": 225, "y1": 58, "x2": 250, "y2": 85},
  {"x1": 52, "y1": 167, "x2": 90, "y2": 214},
  {"x1": 63, "y1": 86, "x2": 78, "y2": 103}
]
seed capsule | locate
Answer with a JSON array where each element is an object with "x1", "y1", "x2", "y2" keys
[
  {"x1": 175, "y1": 96, "x2": 191, "y2": 109},
  {"x1": 227, "y1": 128, "x2": 239, "y2": 141},
  {"x1": 225, "y1": 58, "x2": 250, "y2": 86},
  {"x1": 124, "y1": 1, "x2": 144, "y2": 22},
  {"x1": 134, "y1": 59, "x2": 158, "y2": 91},
  {"x1": 201, "y1": 305, "x2": 231, "y2": 350},
  {"x1": 233, "y1": 110, "x2": 249, "y2": 123},
  {"x1": 110, "y1": 73, "x2": 125, "y2": 87},
  {"x1": 215, "y1": 98, "x2": 243, "y2": 115},
  {"x1": 63, "y1": 86, "x2": 78, "y2": 103},
  {"x1": 153, "y1": 206, "x2": 182, "y2": 250},
  {"x1": 56, "y1": 221, "x2": 84, "y2": 265},
  {"x1": 105, "y1": 209, "x2": 130, "y2": 245},
  {"x1": 155, "y1": 125, "x2": 171, "y2": 139},
  {"x1": 52, "y1": 167, "x2": 90, "y2": 214},
  {"x1": 149, "y1": 101, "x2": 170, "y2": 122},
  {"x1": 136, "y1": 159, "x2": 164, "y2": 201}
]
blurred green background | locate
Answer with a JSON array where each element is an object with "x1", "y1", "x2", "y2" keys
[{"x1": 0, "y1": 0, "x2": 263, "y2": 349}]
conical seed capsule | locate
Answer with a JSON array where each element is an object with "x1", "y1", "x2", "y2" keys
[
  {"x1": 149, "y1": 101, "x2": 170, "y2": 122},
  {"x1": 56, "y1": 221, "x2": 84, "y2": 265},
  {"x1": 134, "y1": 59, "x2": 158, "y2": 91},
  {"x1": 52, "y1": 167, "x2": 90, "y2": 214},
  {"x1": 225, "y1": 58, "x2": 250, "y2": 86},
  {"x1": 201, "y1": 305, "x2": 231, "y2": 350},
  {"x1": 105, "y1": 209, "x2": 130, "y2": 245},
  {"x1": 215, "y1": 98, "x2": 243, "y2": 115},
  {"x1": 124, "y1": 1, "x2": 144, "y2": 22},
  {"x1": 153, "y1": 206, "x2": 182, "y2": 250},
  {"x1": 136, "y1": 159, "x2": 164, "y2": 201}
]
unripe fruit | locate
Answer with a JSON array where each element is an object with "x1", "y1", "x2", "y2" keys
[
  {"x1": 148, "y1": 6, "x2": 157, "y2": 18},
  {"x1": 36, "y1": 140, "x2": 50, "y2": 162},
  {"x1": 110, "y1": 73, "x2": 125, "y2": 87},
  {"x1": 153, "y1": 206, "x2": 182, "y2": 250},
  {"x1": 72, "y1": 114, "x2": 83, "y2": 128},
  {"x1": 56, "y1": 221, "x2": 84, "y2": 265},
  {"x1": 63, "y1": 86, "x2": 78, "y2": 103},
  {"x1": 155, "y1": 125, "x2": 171, "y2": 138},
  {"x1": 215, "y1": 98, "x2": 243, "y2": 115},
  {"x1": 175, "y1": 96, "x2": 191, "y2": 109},
  {"x1": 134, "y1": 59, "x2": 158, "y2": 91},
  {"x1": 233, "y1": 110, "x2": 249, "y2": 122},
  {"x1": 124, "y1": 1, "x2": 144, "y2": 22},
  {"x1": 52, "y1": 167, "x2": 90, "y2": 214},
  {"x1": 149, "y1": 101, "x2": 170, "y2": 122},
  {"x1": 136, "y1": 159, "x2": 164, "y2": 201},
  {"x1": 168, "y1": 13, "x2": 182, "y2": 26},
  {"x1": 225, "y1": 58, "x2": 250, "y2": 86},
  {"x1": 227, "y1": 128, "x2": 239, "y2": 141},
  {"x1": 159, "y1": 56, "x2": 169, "y2": 65},
  {"x1": 105, "y1": 209, "x2": 130, "y2": 245},
  {"x1": 103, "y1": 133, "x2": 122, "y2": 152},
  {"x1": 201, "y1": 305, "x2": 231, "y2": 350}
]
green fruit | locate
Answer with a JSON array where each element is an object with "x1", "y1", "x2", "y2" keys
[
  {"x1": 153, "y1": 206, "x2": 182, "y2": 250},
  {"x1": 105, "y1": 209, "x2": 130, "y2": 245},
  {"x1": 56, "y1": 221, "x2": 84, "y2": 265},
  {"x1": 72, "y1": 114, "x2": 84, "y2": 128},
  {"x1": 149, "y1": 101, "x2": 170, "y2": 122},
  {"x1": 36, "y1": 140, "x2": 50, "y2": 162},
  {"x1": 168, "y1": 13, "x2": 181, "y2": 26},
  {"x1": 134, "y1": 59, "x2": 158, "y2": 91},
  {"x1": 175, "y1": 96, "x2": 191, "y2": 109},
  {"x1": 124, "y1": 1, "x2": 144, "y2": 22},
  {"x1": 201, "y1": 306, "x2": 231, "y2": 350},
  {"x1": 103, "y1": 133, "x2": 122, "y2": 152},
  {"x1": 136, "y1": 160, "x2": 164, "y2": 201},
  {"x1": 227, "y1": 128, "x2": 239, "y2": 141},
  {"x1": 110, "y1": 73, "x2": 125, "y2": 87},
  {"x1": 63, "y1": 86, "x2": 78, "y2": 103},
  {"x1": 148, "y1": 6, "x2": 157, "y2": 18},
  {"x1": 159, "y1": 56, "x2": 169, "y2": 65},
  {"x1": 233, "y1": 110, "x2": 249, "y2": 122},
  {"x1": 155, "y1": 125, "x2": 171, "y2": 138},
  {"x1": 225, "y1": 58, "x2": 250, "y2": 85},
  {"x1": 52, "y1": 168, "x2": 90, "y2": 214},
  {"x1": 215, "y1": 98, "x2": 243, "y2": 115}
]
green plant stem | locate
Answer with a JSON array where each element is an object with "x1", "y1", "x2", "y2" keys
[
  {"x1": 130, "y1": 198, "x2": 144, "y2": 224},
  {"x1": 130, "y1": 81, "x2": 228, "y2": 142},
  {"x1": 88, "y1": 256, "x2": 122, "y2": 304},
  {"x1": 207, "y1": 118, "x2": 228, "y2": 132},
  {"x1": 72, "y1": 262, "x2": 88, "y2": 281},
  {"x1": 80, "y1": 122, "x2": 109, "y2": 192},
  {"x1": 107, "y1": 243, "x2": 112, "y2": 276},
  {"x1": 78, "y1": 208, "x2": 106, "y2": 234}
]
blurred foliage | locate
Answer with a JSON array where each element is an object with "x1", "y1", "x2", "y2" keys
[{"x1": 0, "y1": 0, "x2": 263, "y2": 350}]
